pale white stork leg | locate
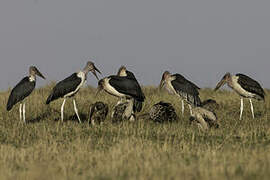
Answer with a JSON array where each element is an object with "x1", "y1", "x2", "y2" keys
[
  {"x1": 22, "y1": 103, "x2": 26, "y2": 123},
  {"x1": 73, "y1": 99, "x2": 81, "y2": 124},
  {"x1": 188, "y1": 104, "x2": 193, "y2": 116},
  {"x1": 123, "y1": 99, "x2": 134, "y2": 120},
  {"x1": 240, "y1": 98, "x2": 244, "y2": 120},
  {"x1": 181, "y1": 100, "x2": 184, "y2": 116},
  {"x1": 249, "y1": 98, "x2": 255, "y2": 119},
  {"x1": 61, "y1": 98, "x2": 66, "y2": 122},
  {"x1": 19, "y1": 103, "x2": 22, "y2": 122}
]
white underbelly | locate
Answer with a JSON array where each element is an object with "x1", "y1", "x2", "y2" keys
[
  {"x1": 231, "y1": 76, "x2": 255, "y2": 98},
  {"x1": 104, "y1": 80, "x2": 126, "y2": 98}
]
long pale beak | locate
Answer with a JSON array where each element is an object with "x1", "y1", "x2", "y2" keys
[
  {"x1": 214, "y1": 79, "x2": 226, "y2": 91},
  {"x1": 159, "y1": 80, "x2": 165, "y2": 91},
  {"x1": 36, "y1": 69, "x2": 46, "y2": 79},
  {"x1": 91, "y1": 66, "x2": 101, "y2": 80},
  {"x1": 95, "y1": 84, "x2": 103, "y2": 97}
]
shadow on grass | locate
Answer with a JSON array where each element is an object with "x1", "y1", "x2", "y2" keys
[
  {"x1": 27, "y1": 107, "x2": 89, "y2": 124},
  {"x1": 27, "y1": 111, "x2": 52, "y2": 124}
]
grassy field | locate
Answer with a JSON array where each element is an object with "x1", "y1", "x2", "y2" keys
[{"x1": 0, "y1": 84, "x2": 269, "y2": 180}]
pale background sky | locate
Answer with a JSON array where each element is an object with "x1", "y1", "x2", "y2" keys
[{"x1": 0, "y1": 0, "x2": 270, "y2": 90}]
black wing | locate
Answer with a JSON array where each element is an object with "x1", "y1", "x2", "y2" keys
[
  {"x1": 171, "y1": 77, "x2": 201, "y2": 106},
  {"x1": 108, "y1": 75, "x2": 145, "y2": 102},
  {"x1": 174, "y1": 74, "x2": 200, "y2": 90},
  {"x1": 46, "y1": 73, "x2": 82, "y2": 104},
  {"x1": 125, "y1": 70, "x2": 145, "y2": 112},
  {"x1": 236, "y1": 73, "x2": 265, "y2": 100},
  {"x1": 126, "y1": 70, "x2": 137, "y2": 80},
  {"x1": 7, "y1": 77, "x2": 35, "y2": 111}
]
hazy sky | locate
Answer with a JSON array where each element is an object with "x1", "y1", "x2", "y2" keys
[{"x1": 1, "y1": 0, "x2": 270, "y2": 90}]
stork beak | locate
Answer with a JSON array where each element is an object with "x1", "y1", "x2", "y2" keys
[
  {"x1": 36, "y1": 69, "x2": 46, "y2": 79},
  {"x1": 159, "y1": 80, "x2": 165, "y2": 91},
  {"x1": 214, "y1": 79, "x2": 226, "y2": 91},
  {"x1": 95, "y1": 84, "x2": 103, "y2": 97},
  {"x1": 91, "y1": 66, "x2": 101, "y2": 80}
]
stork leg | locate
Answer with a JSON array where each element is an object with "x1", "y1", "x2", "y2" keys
[
  {"x1": 249, "y1": 98, "x2": 255, "y2": 119},
  {"x1": 188, "y1": 104, "x2": 193, "y2": 116},
  {"x1": 240, "y1": 98, "x2": 244, "y2": 120},
  {"x1": 22, "y1": 103, "x2": 26, "y2": 123},
  {"x1": 123, "y1": 99, "x2": 134, "y2": 120},
  {"x1": 19, "y1": 103, "x2": 22, "y2": 122},
  {"x1": 181, "y1": 100, "x2": 184, "y2": 115},
  {"x1": 61, "y1": 98, "x2": 66, "y2": 122},
  {"x1": 73, "y1": 99, "x2": 81, "y2": 124}
]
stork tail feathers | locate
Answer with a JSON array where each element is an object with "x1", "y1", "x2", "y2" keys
[
  {"x1": 46, "y1": 94, "x2": 54, "y2": 104},
  {"x1": 133, "y1": 99, "x2": 143, "y2": 112},
  {"x1": 6, "y1": 95, "x2": 16, "y2": 111},
  {"x1": 6, "y1": 101, "x2": 13, "y2": 111}
]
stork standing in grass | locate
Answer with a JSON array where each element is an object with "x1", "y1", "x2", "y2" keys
[
  {"x1": 159, "y1": 71, "x2": 201, "y2": 115},
  {"x1": 6, "y1": 66, "x2": 46, "y2": 123},
  {"x1": 215, "y1": 73, "x2": 265, "y2": 120},
  {"x1": 46, "y1": 61, "x2": 101, "y2": 123},
  {"x1": 117, "y1": 65, "x2": 144, "y2": 112},
  {"x1": 96, "y1": 69, "x2": 145, "y2": 121}
]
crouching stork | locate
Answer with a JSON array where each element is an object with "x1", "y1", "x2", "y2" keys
[
  {"x1": 111, "y1": 101, "x2": 130, "y2": 123},
  {"x1": 138, "y1": 101, "x2": 178, "y2": 123},
  {"x1": 46, "y1": 61, "x2": 101, "y2": 123},
  {"x1": 215, "y1": 73, "x2": 265, "y2": 120},
  {"x1": 6, "y1": 66, "x2": 45, "y2": 123},
  {"x1": 89, "y1": 101, "x2": 108, "y2": 125},
  {"x1": 96, "y1": 69, "x2": 145, "y2": 121},
  {"x1": 189, "y1": 107, "x2": 219, "y2": 131},
  {"x1": 159, "y1": 71, "x2": 201, "y2": 115}
]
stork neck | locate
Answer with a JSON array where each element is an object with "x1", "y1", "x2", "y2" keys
[
  {"x1": 78, "y1": 71, "x2": 87, "y2": 80},
  {"x1": 227, "y1": 76, "x2": 233, "y2": 88},
  {"x1": 82, "y1": 67, "x2": 90, "y2": 75},
  {"x1": 29, "y1": 74, "x2": 36, "y2": 82}
]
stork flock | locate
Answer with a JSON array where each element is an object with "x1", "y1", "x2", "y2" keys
[{"x1": 5, "y1": 60, "x2": 266, "y2": 130}]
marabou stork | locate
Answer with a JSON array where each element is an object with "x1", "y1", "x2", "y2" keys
[
  {"x1": 46, "y1": 61, "x2": 101, "y2": 123},
  {"x1": 96, "y1": 69, "x2": 145, "y2": 121},
  {"x1": 111, "y1": 101, "x2": 130, "y2": 123},
  {"x1": 117, "y1": 65, "x2": 144, "y2": 112},
  {"x1": 145, "y1": 101, "x2": 178, "y2": 123},
  {"x1": 189, "y1": 107, "x2": 219, "y2": 131},
  {"x1": 215, "y1": 73, "x2": 265, "y2": 120},
  {"x1": 6, "y1": 66, "x2": 45, "y2": 123},
  {"x1": 159, "y1": 71, "x2": 201, "y2": 115},
  {"x1": 89, "y1": 101, "x2": 108, "y2": 125}
]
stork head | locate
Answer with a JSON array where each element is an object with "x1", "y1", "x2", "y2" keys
[
  {"x1": 214, "y1": 72, "x2": 231, "y2": 91},
  {"x1": 29, "y1": 66, "x2": 45, "y2": 79},
  {"x1": 159, "y1": 71, "x2": 171, "y2": 90},
  {"x1": 117, "y1": 65, "x2": 127, "y2": 76},
  {"x1": 84, "y1": 61, "x2": 101, "y2": 80}
]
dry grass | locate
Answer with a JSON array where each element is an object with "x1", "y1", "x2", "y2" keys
[{"x1": 0, "y1": 84, "x2": 270, "y2": 180}]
